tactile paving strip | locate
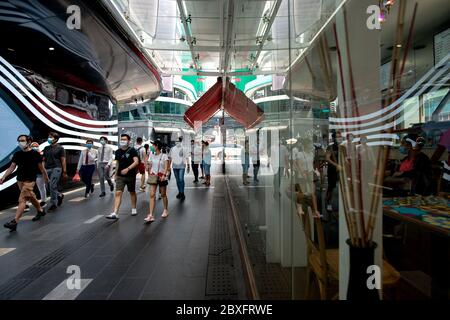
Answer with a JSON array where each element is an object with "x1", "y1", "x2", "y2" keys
[
  {"x1": 205, "y1": 193, "x2": 237, "y2": 299},
  {"x1": 0, "y1": 221, "x2": 114, "y2": 300}
]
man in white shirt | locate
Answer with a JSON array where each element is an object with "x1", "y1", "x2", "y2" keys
[
  {"x1": 76, "y1": 139, "x2": 98, "y2": 198},
  {"x1": 97, "y1": 136, "x2": 114, "y2": 197},
  {"x1": 169, "y1": 136, "x2": 189, "y2": 200}
]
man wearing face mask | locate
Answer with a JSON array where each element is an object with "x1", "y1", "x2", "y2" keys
[
  {"x1": 169, "y1": 136, "x2": 189, "y2": 200},
  {"x1": 43, "y1": 132, "x2": 67, "y2": 212},
  {"x1": 97, "y1": 136, "x2": 114, "y2": 197},
  {"x1": 106, "y1": 133, "x2": 139, "y2": 219},
  {"x1": 1, "y1": 135, "x2": 49, "y2": 231},
  {"x1": 30, "y1": 142, "x2": 47, "y2": 207},
  {"x1": 76, "y1": 139, "x2": 98, "y2": 198}
]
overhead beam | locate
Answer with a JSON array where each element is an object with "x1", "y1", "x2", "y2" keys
[
  {"x1": 223, "y1": 0, "x2": 235, "y2": 74},
  {"x1": 163, "y1": 69, "x2": 285, "y2": 76},
  {"x1": 176, "y1": 0, "x2": 199, "y2": 70},
  {"x1": 143, "y1": 43, "x2": 309, "y2": 52},
  {"x1": 250, "y1": 0, "x2": 282, "y2": 70}
]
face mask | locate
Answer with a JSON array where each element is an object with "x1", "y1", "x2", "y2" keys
[
  {"x1": 100, "y1": 140, "x2": 106, "y2": 145},
  {"x1": 18, "y1": 141, "x2": 28, "y2": 149},
  {"x1": 150, "y1": 145, "x2": 156, "y2": 153},
  {"x1": 47, "y1": 138, "x2": 54, "y2": 145},
  {"x1": 32, "y1": 147, "x2": 39, "y2": 152},
  {"x1": 86, "y1": 143, "x2": 93, "y2": 149},
  {"x1": 336, "y1": 137, "x2": 343, "y2": 144},
  {"x1": 399, "y1": 146, "x2": 408, "y2": 154},
  {"x1": 120, "y1": 140, "x2": 128, "y2": 148}
]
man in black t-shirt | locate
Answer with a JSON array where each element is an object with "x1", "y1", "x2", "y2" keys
[
  {"x1": 43, "y1": 132, "x2": 67, "y2": 212},
  {"x1": 106, "y1": 134, "x2": 139, "y2": 220},
  {"x1": 0, "y1": 135, "x2": 49, "y2": 231}
]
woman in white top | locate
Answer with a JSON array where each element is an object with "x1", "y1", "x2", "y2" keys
[
  {"x1": 145, "y1": 140, "x2": 170, "y2": 223},
  {"x1": 76, "y1": 139, "x2": 98, "y2": 198}
]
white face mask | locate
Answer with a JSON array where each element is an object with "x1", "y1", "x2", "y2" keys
[
  {"x1": 18, "y1": 141, "x2": 28, "y2": 149},
  {"x1": 120, "y1": 140, "x2": 128, "y2": 148},
  {"x1": 32, "y1": 147, "x2": 39, "y2": 152},
  {"x1": 100, "y1": 140, "x2": 106, "y2": 145}
]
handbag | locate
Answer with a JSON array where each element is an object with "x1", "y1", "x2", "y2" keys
[
  {"x1": 147, "y1": 155, "x2": 162, "y2": 185},
  {"x1": 72, "y1": 173, "x2": 81, "y2": 182}
]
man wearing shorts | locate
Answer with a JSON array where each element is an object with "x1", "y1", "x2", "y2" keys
[
  {"x1": 1, "y1": 134, "x2": 49, "y2": 231},
  {"x1": 106, "y1": 134, "x2": 139, "y2": 220}
]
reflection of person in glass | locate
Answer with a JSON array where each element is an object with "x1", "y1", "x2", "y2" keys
[
  {"x1": 76, "y1": 139, "x2": 98, "y2": 198},
  {"x1": 325, "y1": 131, "x2": 342, "y2": 212},
  {"x1": 241, "y1": 139, "x2": 250, "y2": 185},
  {"x1": 1, "y1": 135, "x2": 48, "y2": 231}
]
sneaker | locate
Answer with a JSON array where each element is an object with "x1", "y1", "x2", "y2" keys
[
  {"x1": 47, "y1": 205, "x2": 57, "y2": 213},
  {"x1": 180, "y1": 193, "x2": 186, "y2": 200},
  {"x1": 326, "y1": 204, "x2": 333, "y2": 211},
  {"x1": 161, "y1": 209, "x2": 169, "y2": 218},
  {"x1": 85, "y1": 192, "x2": 89, "y2": 198},
  {"x1": 99, "y1": 192, "x2": 106, "y2": 197},
  {"x1": 40, "y1": 201, "x2": 46, "y2": 208},
  {"x1": 32, "y1": 210, "x2": 46, "y2": 221},
  {"x1": 57, "y1": 194, "x2": 64, "y2": 206},
  {"x1": 200, "y1": 176, "x2": 205, "y2": 180},
  {"x1": 140, "y1": 187, "x2": 146, "y2": 192},
  {"x1": 90, "y1": 184, "x2": 94, "y2": 193},
  {"x1": 193, "y1": 179, "x2": 199, "y2": 183},
  {"x1": 4, "y1": 220, "x2": 17, "y2": 232},
  {"x1": 110, "y1": 184, "x2": 114, "y2": 192},
  {"x1": 105, "y1": 213, "x2": 118, "y2": 220},
  {"x1": 158, "y1": 194, "x2": 162, "y2": 200},
  {"x1": 24, "y1": 205, "x2": 30, "y2": 212},
  {"x1": 176, "y1": 193, "x2": 181, "y2": 199},
  {"x1": 131, "y1": 208, "x2": 137, "y2": 216}
]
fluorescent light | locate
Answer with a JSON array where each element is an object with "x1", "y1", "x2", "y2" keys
[
  {"x1": 253, "y1": 94, "x2": 290, "y2": 104},
  {"x1": 49, "y1": 47, "x2": 55, "y2": 51}
]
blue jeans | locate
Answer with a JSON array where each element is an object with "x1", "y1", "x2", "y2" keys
[
  {"x1": 46, "y1": 167, "x2": 62, "y2": 206},
  {"x1": 173, "y1": 168, "x2": 185, "y2": 194},
  {"x1": 203, "y1": 162, "x2": 211, "y2": 176}
]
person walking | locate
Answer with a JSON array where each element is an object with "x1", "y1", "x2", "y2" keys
[
  {"x1": 30, "y1": 141, "x2": 47, "y2": 207},
  {"x1": 169, "y1": 136, "x2": 189, "y2": 200},
  {"x1": 190, "y1": 139, "x2": 200, "y2": 183},
  {"x1": 97, "y1": 136, "x2": 114, "y2": 197},
  {"x1": 135, "y1": 137, "x2": 148, "y2": 191},
  {"x1": 145, "y1": 140, "x2": 170, "y2": 223},
  {"x1": 76, "y1": 139, "x2": 98, "y2": 198},
  {"x1": 106, "y1": 134, "x2": 139, "y2": 220},
  {"x1": 241, "y1": 139, "x2": 250, "y2": 185},
  {"x1": 202, "y1": 141, "x2": 212, "y2": 186},
  {"x1": 43, "y1": 132, "x2": 67, "y2": 212},
  {"x1": 1, "y1": 135, "x2": 49, "y2": 231}
]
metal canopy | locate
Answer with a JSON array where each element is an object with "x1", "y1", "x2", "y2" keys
[{"x1": 105, "y1": 0, "x2": 345, "y2": 80}]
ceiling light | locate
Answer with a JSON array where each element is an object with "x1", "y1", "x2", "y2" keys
[
  {"x1": 49, "y1": 47, "x2": 55, "y2": 51},
  {"x1": 396, "y1": 44, "x2": 402, "y2": 48},
  {"x1": 7, "y1": 48, "x2": 15, "y2": 51}
]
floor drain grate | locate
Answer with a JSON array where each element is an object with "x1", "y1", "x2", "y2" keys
[
  {"x1": 0, "y1": 221, "x2": 114, "y2": 300},
  {"x1": 205, "y1": 193, "x2": 237, "y2": 299}
]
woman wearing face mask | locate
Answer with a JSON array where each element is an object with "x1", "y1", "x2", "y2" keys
[
  {"x1": 384, "y1": 135, "x2": 432, "y2": 195},
  {"x1": 145, "y1": 140, "x2": 170, "y2": 223},
  {"x1": 76, "y1": 139, "x2": 98, "y2": 198},
  {"x1": 31, "y1": 142, "x2": 47, "y2": 207},
  {"x1": 202, "y1": 141, "x2": 212, "y2": 186}
]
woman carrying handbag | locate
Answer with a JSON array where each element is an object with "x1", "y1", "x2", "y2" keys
[{"x1": 145, "y1": 140, "x2": 170, "y2": 223}]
